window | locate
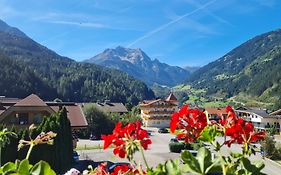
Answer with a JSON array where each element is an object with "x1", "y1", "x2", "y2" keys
[
  {"x1": 18, "y1": 113, "x2": 28, "y2": 125},
  {"x1": 33, "y1": 113, "x2": 42, "y2": 124},
  {"x1": 9, "y1": 114, "x2": 18, "y2": 124}
]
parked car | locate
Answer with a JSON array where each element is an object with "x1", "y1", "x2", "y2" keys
[
  {"x1": 170, "y1": 138, "x2": 179, "y2": 143},
  {"x1": 158, "y1": 128, "x2": 169, "y2": 133},
  {"x1": 89, "y1": 134, "x2": 97, "y2": 140}
]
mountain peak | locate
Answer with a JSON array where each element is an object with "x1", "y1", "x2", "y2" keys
[
  {"x1": 0, "y1": 19, "x2": 27, "y2": 38},
  {"x1": 91, "y1": 46, "x2": 151, "y2": 64},
  {"x1": 85, "y1": 46, "x2": 191, "y2": 86}
]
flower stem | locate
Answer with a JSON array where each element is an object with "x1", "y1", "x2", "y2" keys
[
  {"x1": 26, "y1": 144, "x2": 34, "y2": 160},
  {"x1": 139, "y1": 146, "x2": 149, "y2": 170}
]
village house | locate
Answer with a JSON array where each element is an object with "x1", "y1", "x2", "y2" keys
[
  {"x1": 86, "y1": 100, "x2": 128, "y2": 115},
  {"x1": 204, "y1": 107, "x2": 228, "y2": 122},
  {"x1": 0, "y1": 94, "x2": 88, "y2": 130},
  {"x1": 139, "y1": 92, "x2": 178, "y2": 128},
  {"x1": 235, "y1": 107, "x2": 281, "y2": 133}
]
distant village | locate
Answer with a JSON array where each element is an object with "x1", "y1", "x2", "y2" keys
[{"x1": 1, "y1": 93, "x2": 281, "y2": 135}]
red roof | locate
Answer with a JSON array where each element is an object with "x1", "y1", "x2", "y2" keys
[
  {"x1": 14, "y1": 94, "x2": 47, "y2": 107},
  {"x1": 205, "y1": 107, "x2": 227, "y2": 116}
]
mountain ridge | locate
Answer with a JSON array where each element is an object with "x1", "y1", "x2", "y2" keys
[
  {"x1": 186, "y1": 28, "x2": 281, "y2": 108},
  {"x1": 0, "y1": 19, "x2": 155, "y2": 104},
  {"x1": 85, "y1": 46, "x2": 191, "y2": 87}
]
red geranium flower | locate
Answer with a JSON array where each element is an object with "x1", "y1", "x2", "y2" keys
[
  {"x1": 170, "y1": 104, "x2": 207, "y2": 143},
  {"x1": 224, "y1": 119, "x2": 265, "y2": 147},
  {"x1": 102, "y1": 121, "x2": 152, "y2": 159},
  {"x1": 218, "y1": 106, "x2": 265, "y2": 147}
]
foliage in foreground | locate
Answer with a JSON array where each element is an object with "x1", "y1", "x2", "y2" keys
[
  {"x1": 0, "y1": 108, "x2": 73, "y2": 174},
  {"x1": 72, "y1": 105, "x2": 266, "y2": 175},
  {"x1": 0, "y1": 125, "x2": 56, "y2": 175}
]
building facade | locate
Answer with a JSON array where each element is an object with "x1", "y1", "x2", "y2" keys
[
  {"x1": 139, "y1": 92, "x2": 178, "y2": 128},
  {"x1": 0, "y1": 94, "x2": 88, "y2": 129},
  {"x1": 235, "y1": 107, "x2": 281, "y2": 132},
  {"x1": 204, "y1": 107, "x2": 228, "y2": 122}
]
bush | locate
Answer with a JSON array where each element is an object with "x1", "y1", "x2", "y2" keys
[
  {"x1": 1, "y1": 108, "x2": 73, "y2": 174},
  {"x1": 169, "y1": 142, "x2": 186, "y2": 153}
]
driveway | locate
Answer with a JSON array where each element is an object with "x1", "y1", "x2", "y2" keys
[{"x1": 77, "y1": 129, "x2": 281, "y2": 174}]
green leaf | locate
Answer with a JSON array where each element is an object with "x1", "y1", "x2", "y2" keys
[
  {"x1": 197, "y1": 147, "x2": 212, "y2": 173},
  {"x1": 164, "y1": 160, "x2": 181, "y2": 175},
  {"x1": 240, "y1": 157, "x2": 266, "y2": 175},
  {"x1": 181, "y1": 150, "x2": 201, "y2": 173},
  {"x1": 199, "y1": 125, "x2": 219, "y2": 142},
  {"x1": 230, "y1": 152, "x2": 243, "y2": 159},
  {"x1": 18, "y1": 159, "x2": 30, "y2": 175},
  {"x1": 2, "y1": 162, "x2": 16, "y2": 172},
  {"x1": 30, "y1": 161, "x2": 56, "y2": 175}
]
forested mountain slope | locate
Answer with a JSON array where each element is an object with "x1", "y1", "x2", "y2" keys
[
  {"x1": 186, "y1": 29, "x2": 281, "y2": 106},
  {"x1": 0, "y1": 19, "x2": 154, "y2": 104}
]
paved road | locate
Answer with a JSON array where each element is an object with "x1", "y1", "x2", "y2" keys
[{"x1": 77, "y1": 128, "x2": 281, "y2": 174}]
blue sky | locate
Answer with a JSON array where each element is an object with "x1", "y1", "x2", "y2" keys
[{"x1": 0, "y1": 0, "x2": 281, "y2": 67}]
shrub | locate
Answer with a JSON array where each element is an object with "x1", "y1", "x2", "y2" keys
[
  {"x1": 169, "y1": 142, "x2": 185, "y2": 153},
  {"x1": 1, "y1": 108, "x2": 73, "y2": 174}
]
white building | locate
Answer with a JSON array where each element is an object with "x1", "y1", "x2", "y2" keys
[
  {"x1": 235, "y1": 107, "x2": 281, "y2": 133},
  {"x1": 139, "y1": 92, "x2": 178, "y2": 128}
]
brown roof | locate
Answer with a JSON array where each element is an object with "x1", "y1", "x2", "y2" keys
[
  {"x1": 14, "y1": 94, "x2": 48, "y2": 107},
  {"x1": 92, "y1": 102, "x2": 128, "y2": 113},
  {"x1": 0, "y1": 97, "x2": 20, "y2": 104},
  {"x1": 141, "y1": 99, "x2": 161, "y2": 105},
  {"x1": 139, "y1": 99, "x2": 177, "y2": 107},
  {"x1": 50, "y1": 104, "x2": 88, "y2": 128},
  {"x1": 205, "y1": 108, "x2": 227, "y2": 116},
  {"x1": 0, "y1": 94, "x2": 88, "y2": 128},
  {"x1": 166, "y1": 92, "x2": 178, "y2": 101},
  {"x1": 270, "y1": 109, "x2": 281, "y2": 116}
]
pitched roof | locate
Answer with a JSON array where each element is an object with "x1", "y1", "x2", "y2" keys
[
  {"x1": 166, "y1": 92, "x2": 178, "y2": 101},
  {"x1": 139, "y1": 99, "x2": 177, "y2": 107},
  {"x1": 93, "y1": 102, "x2": 128, "y2": 113},
  {"x1": 49, "y1": 104, "x2": 88, "y2": 128},
  {"x1": 0, "y1": 94, "x2": 88, "y2": 128},
  {"x1": 0, "y1": 97, "x2": 20, "y2": 104},
  {"x1": 270, "y1": 109, "x2": 281, "y2": 115},
  {"x1": 235, "y1": 108, "x2": 270, "y2": 117},
  {"x1": 205, "y1": 108, "x2": 227, "y2": 116},
  {"x1": 14, "y1": 94, "x2": 47, "y2": 107}
]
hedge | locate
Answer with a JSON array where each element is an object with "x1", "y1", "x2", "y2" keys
[{"x1": 0, "y1": 108, "x2": 73, "y2": 174}]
